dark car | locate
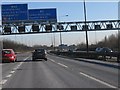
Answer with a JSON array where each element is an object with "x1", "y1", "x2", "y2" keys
[
  {"x1": 95, "y1": 47, "x2": 113, "y2": 53},
  {"x1": 2, "y1": 49, "x2": 17, "y2": 63},
  {"x1": 32, "y1": 49, "x2": 47, "y2": 61},
  {"x1": 95, "y1": 47, "x2": 113, "y2": 59}
]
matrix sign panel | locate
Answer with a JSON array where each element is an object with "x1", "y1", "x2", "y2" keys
[
  {"x1": 2, "y1": 4, "x2": 28, "y2": 22},
  {"x1": 29, "y1": 8, "x2": 57, "y2": 22}
]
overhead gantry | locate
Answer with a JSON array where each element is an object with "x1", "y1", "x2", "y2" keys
[{"x1": 1, "y1": 20, "x2": 120, "y2": 35}]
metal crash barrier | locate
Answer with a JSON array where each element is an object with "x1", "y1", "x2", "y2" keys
[{"x1": 50, "y1": 51, "x2": 120, "y2": 63}]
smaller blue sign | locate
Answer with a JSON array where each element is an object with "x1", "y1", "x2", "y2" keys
[
  {"x1": 2, "y1": 4, "x2": 28, "y2": 22},
  {"x1": 29, "y1": 8, "x2": 57, "y2": 22}
]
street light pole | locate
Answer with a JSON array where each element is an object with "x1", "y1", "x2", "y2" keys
[
  {"x1": 59, "y1": 15, "x2": 68, "y2": 51},
  {"x1": 118, "y1": 29, "x2": 120, "y2": 62},
  {"x1": 84, "y1": 0, "x2": 89, "y2": 52},
  {"x1": 60, "y1": 31, "x2": 62, "y2": 46},
  {"x1": 53, "y1": 33, "x2": 56, "y2": 51}
]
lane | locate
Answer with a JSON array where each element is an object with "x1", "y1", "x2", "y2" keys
[
  {"x1": 2, "y1": 52, "x2": 31, "y2": 78},
  {"x1": 2, "y1": 53, "x2": 118, "y2": 88},
  {"x1": 1, "y1": 52, "x2": 31, "y2": 88},
  {"x1": 48, "y1": 54, "x2": 118, "y2": 87}
]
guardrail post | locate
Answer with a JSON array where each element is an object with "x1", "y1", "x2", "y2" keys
[
  {"x1": 103, "y1": 54, "x2": 106, "y2": 61},
  {"x1": 117, "y1": 53, "x2": 120, "y2": 63}
]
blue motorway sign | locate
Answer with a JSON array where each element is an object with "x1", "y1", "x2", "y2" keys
[
  {"x1": 2, "y1": 4, "x2": 28, "y2": 22},
  {"x1": 29, "y1": 8, "x2": 57, "y2": 22}
]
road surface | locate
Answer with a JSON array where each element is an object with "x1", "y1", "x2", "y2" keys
[{"x1": 1, "y1": 52, "x2": 119, "y2": 88}]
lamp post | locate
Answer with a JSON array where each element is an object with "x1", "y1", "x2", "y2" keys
[
  {"x1": 118, "y1": 29, "x2": 120, "y2": 63},
  {"x1": 53, "y1": 33, "x2": 56, "y2": 51},
  {"x1": 60, "y1": 31, "x2": 62, "y2": 45},
  {"x1": 83, "y1": 0, "x2": 89, "y2": 52},
  {"x1": 59, "y1": 14, "x2": 68, "y2": 51},
  {"x1": 50, "y1": 32, "x2": 56, "y2": 51}
]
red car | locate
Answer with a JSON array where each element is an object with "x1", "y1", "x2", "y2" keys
[{"x1": 2, "y1": 49, "x2": 17, "y2": 63}]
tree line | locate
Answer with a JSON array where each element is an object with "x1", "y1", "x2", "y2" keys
[
  {"x1": 3, "y1": 39, "x2": 33, "y2": 52},
  {"x1": 77, "y1": 33, "x2": 119, "y2": 51},
  {"x1": 2, "y1": 32, "x2": 120, "y2": 52}
]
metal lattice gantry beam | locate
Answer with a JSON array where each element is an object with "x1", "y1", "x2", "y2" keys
[{"x1": 1, "y1": 20, "x2": 120, "y2": 35}]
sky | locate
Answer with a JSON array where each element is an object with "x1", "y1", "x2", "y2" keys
[{"x1": 0, "y1": 0, "x2": 119, "y2": 47}]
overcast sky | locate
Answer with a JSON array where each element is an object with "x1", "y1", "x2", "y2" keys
[{"x1": 1, "y1": 0, "x2": 119, "y2": 46}]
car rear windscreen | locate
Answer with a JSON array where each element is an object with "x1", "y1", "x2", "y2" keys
[
  {"x1": 2, "y1": 50, "x2": 11, "y2": 54},
  {"x1": 35, "y1": 49, "x2": 45, "y2": 53}
]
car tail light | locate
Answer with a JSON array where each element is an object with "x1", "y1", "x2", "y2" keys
[{"x1": 10, "y1": 56, "x2": 14, "y2": 59}]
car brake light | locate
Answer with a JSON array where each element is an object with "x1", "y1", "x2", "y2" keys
[{"x1": 10, "y1": 56, "x2": 14, "y2": 59}]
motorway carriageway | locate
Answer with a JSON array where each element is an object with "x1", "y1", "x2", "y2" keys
[{"x1": 1, "y1": 52, "x2": 119, "y2": 88}]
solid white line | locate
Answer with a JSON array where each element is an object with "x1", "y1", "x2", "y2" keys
[
  {"x1": 6, "y1": 74, "x2": 12, "y2": 78},
  {"x1": 57, "y1": 63, "x2": 68, "y2": 68},
  {"x1": 0, "y1": 80, "x2": 7, "y2": 85},
  {"x1": 79, "y1": 72, "x2": 117, "y2": 88}
]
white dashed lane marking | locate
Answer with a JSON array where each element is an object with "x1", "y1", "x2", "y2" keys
[
  {"x1": 49, "y1": 58, "x2": 68, "y2": 68},
  {"x1": 49, "y1": 58, "x2": 117, "y2": 88},
  {"x1": 50, "y1": 59, "x2": 55, "y2": 62},
  {"x1": 13, "y1": 67, "x2": 18, "y2": 70},
  {"x1": 0, "y1": 80, "x2": 7, "y2": 85},
  {"x1": 48, "y1": 58, "x2": 56, "y2": 62},
  {"x1": 10, "y1": 71, "x2": 15, "y2": 74},
  {"x1": 0, "y1": 55, "x2": 31, "y2": 88},
  {"x1": 6, "y1": 74, "x2": 12, "y2": 78},
  {"x1": 57, "y1": 63, "x2": 68, "y2": 68}
]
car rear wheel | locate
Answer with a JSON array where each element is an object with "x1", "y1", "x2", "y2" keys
[
  {"x1": 15, "y1": 58, "x2": 17, "y2": 62},
  {"x1": 44, "y1": 58, "x2": 47, "y2": 61},
  {"x1": 32, "y1": 57, "x2": 36, "y2": 61},
  {"x1": 12, "y1": 60, "x2": 15, "y2": 63}
]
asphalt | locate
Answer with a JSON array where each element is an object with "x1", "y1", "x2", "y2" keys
[
  {"x1": 52, "y1": 53, "x2": 119, "y2": 69},
  {"x1": 75, "y1": 58, "x2": 119, "y2": 69},
  {"x1": 1, "y1": 52, "x2": 119, "y2": 88}
]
